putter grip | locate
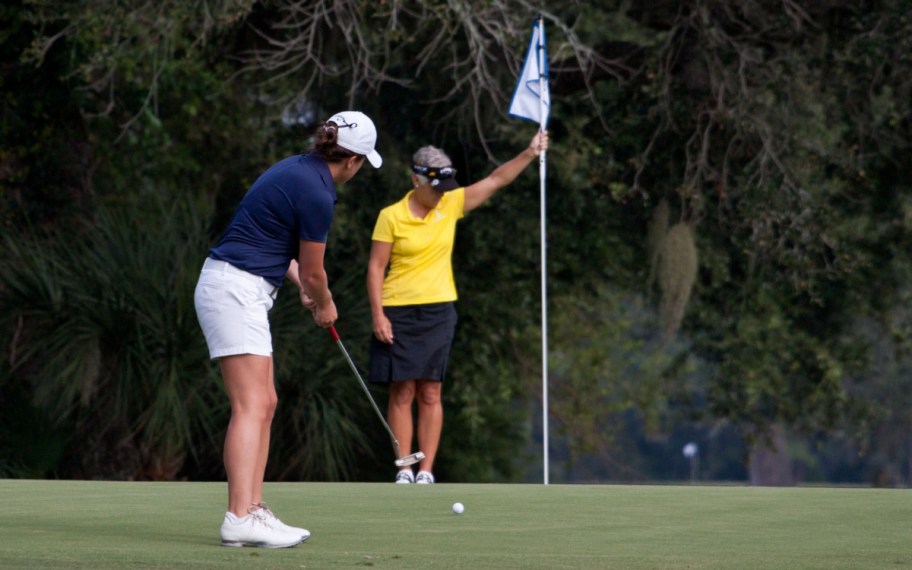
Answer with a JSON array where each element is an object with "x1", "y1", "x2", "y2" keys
[{"x1": 329, "y1": 324, "x2": 340, "y2": 342}]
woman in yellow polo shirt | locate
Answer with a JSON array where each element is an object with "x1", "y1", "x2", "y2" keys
[{"x1": 367, "y1": 129, "x2": 548, "y2": 484}]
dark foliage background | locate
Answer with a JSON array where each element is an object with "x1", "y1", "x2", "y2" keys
[{"x1": 1, "y1": 0, "x2": 910, "y2": 486}]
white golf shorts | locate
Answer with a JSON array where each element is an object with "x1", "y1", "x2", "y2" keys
[{"x1": 194, "y1": 258, "x2": 278, "y2": 359}]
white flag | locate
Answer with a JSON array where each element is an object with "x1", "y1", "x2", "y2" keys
[{"x1": 509, "y1": 19, "x2": 550, "y2": 126}]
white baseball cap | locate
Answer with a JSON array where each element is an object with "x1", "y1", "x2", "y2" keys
[{"x1": 328, "y1": 111, "x2": 382, "y2": 168}]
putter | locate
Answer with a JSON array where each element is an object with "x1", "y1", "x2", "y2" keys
[{"x1": 328, "y1": 325, "x2": 425, "y2": 467}]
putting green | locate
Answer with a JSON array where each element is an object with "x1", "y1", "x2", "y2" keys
[{"x1": 1, "y1": 480, "x2": 909, "y2": 569}]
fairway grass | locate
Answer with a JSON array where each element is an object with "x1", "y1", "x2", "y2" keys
[{"x1": 1, "y1": 479, "x2": 909, "y2": 569}]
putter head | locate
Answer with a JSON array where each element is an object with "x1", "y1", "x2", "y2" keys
[{"x1": 395, "y1": 451, "x2": 426, "y2": 467}]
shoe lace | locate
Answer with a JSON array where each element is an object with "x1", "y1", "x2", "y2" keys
[
  {"x1": 253, "y1": 501, "x2": 275, "y2": 518},
  {"x1": 247, "y1": 504, "x2": 275, "y2": 528}
]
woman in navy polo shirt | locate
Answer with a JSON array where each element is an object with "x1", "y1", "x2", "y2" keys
[{"x1": 194, "y1": 111, "x2": 381, "y2": 548}]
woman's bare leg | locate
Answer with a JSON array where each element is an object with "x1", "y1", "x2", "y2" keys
[
  {"x1": 388, "y1": 380, "x2": 416, "y2": 461},
  {"x1": 219, "y1": 353, "x2": 277, "y2": 517},
  {"x1": 415, "y1": 380, "x2": 442, "y2": 474},
  {"x1": 251, "y1": 356, "x2": 276, "y2": 506}
]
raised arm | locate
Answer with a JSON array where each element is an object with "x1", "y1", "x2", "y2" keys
[{"x1": 463, "y1": 130, "x2": 549, "y2": 213}]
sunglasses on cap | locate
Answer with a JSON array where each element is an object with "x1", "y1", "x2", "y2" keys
[
  {"x1": 412, "y1": 164, "x2": 456, "y2": 178},
  {"x1": 412, "y1": 164, "x2": 460, "y2": 192}
]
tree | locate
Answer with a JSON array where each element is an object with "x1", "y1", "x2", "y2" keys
[{"x1": 3, "y1": 0, "x2": 912, "y2": 485}]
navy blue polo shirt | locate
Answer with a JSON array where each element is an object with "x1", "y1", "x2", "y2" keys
[{"x1": 209, "y1": 152, "x2": 337, "y2": 288}]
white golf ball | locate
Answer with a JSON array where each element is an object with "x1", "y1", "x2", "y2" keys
[{"x1": 452, "y1": 502, "x2": 464, "y2": 514}]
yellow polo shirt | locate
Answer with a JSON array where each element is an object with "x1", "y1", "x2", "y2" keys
[{"x1": 372, "y1": 188, "x2": 465, "y2": 306}]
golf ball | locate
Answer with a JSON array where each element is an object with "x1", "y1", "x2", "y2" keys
[{"x1": 452, "y1": 502, "x2": 464, "y2": 514}]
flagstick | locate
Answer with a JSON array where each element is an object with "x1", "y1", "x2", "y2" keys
[
  {"x1": 507, "y1": 15, "x2": 550, "y2": 485},
  {"x1": 540, "y1": 147, "x2": 549, "y2": 486},
  {"x1": 540, "y1": 147, "x2": 549, "y2": 485},
  {"x1": 536, "y1": 15, "x2": 550, "y2": 486}
]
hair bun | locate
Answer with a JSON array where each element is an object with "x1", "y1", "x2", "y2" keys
[{"x1": 321, "y1": 122, "x2": 338, "y2": 142}]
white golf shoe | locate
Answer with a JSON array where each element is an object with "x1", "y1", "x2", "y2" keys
[
  {"x1": 395, "y1": 470, "x2": 415, "y2": 484},
  {"x1": 220, "y1": 510, "x2": 303, "y2": 548},
  {"x1": 253, "y1": 503, "x2": 311, "y2": 542},
  {"x1": 415, "y1": 471, "x2": 435, "y2": 484}
]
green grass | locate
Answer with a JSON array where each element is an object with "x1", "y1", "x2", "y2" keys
[{"x1": 1, "y1": 479, "x2": 910, "y2": 569}]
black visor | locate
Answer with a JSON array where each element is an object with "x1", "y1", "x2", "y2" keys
[
  {"x1": 429, "y1": 177, "x2": 460, "y2": 192},
  {"x1": 412, "y1": 164, "x2": 460, "y2": 192}
]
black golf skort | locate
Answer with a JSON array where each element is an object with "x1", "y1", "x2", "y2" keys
[{"x1": 368, "y1": 302, "x2": 458, "y2": 384}]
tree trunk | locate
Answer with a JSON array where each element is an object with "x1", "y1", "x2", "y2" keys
[{"x1": 748, "y1": 424, "x2": 794, "y2": 486}]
